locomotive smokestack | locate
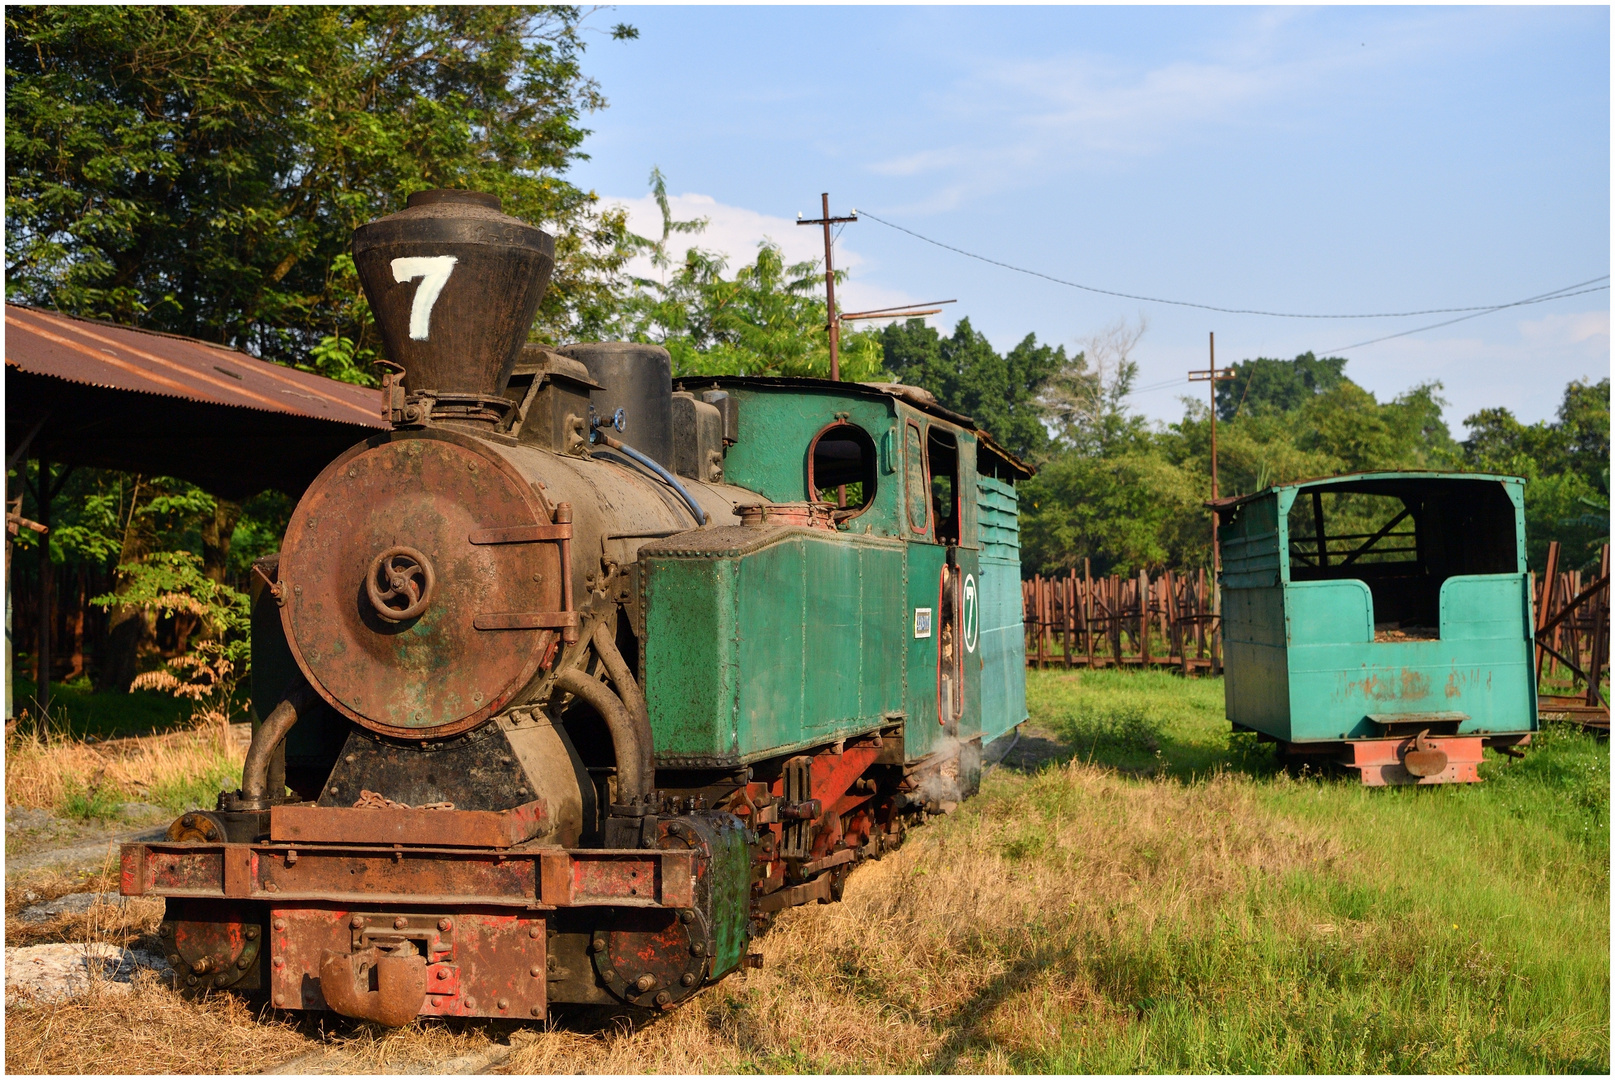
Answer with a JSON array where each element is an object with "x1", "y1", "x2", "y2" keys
[{"x1": 353, "y1": 190, "x2": 555, "y2": 426}]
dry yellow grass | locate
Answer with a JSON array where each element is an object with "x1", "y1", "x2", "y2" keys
[
  {"x1": 501, "y1": 761, "x2": 1338, "y2": 1073},
  {"x1": 5, "y1": 972, "x2": 311, "y2": 1075},
  {"x1": 4, "y1": 859, "x2": 166, "y2": 952},
  {"x1": 6, "y1": 762, "x2": 1327, "y2": 1075},
  {"x1": 5, "y1": 720, "x2": 241, "y2": 813}
]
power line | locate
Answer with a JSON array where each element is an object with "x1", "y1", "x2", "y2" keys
[
  {"x1": 1127, "y1": 280, "x2": 1611, "y2": 394},
  {"x1": 1126, "y1": 375, "x2": 1190, "y2": 397},
  {"x1": 854, "y1": 208, "x2": 1609, "y2": 322},
  {"x1": 1121, "y1": 279, "x2": 1611, "y2": 397},
  {"x1": 1320, "y1": 283, "x2": 1611, "y2": 353}
]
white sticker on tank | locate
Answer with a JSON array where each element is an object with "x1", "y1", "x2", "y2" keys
[
  {"x1": 963, "y1": 573, "x2": 978, "y2": 653},
  {"x1": 390, "y1": 255, "x2": 459, "y2": 341},
  {"x1": 914, "y1": 607, "x2": 932, "y2": 639}
]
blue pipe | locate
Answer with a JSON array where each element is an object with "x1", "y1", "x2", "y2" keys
[{"x1": 592, "y1": 430, "x2": 708, "y2": 526}]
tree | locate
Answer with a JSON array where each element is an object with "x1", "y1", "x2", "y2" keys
[
  {"x1": 5, "y1": 5, "x2": 638, "y2": 383},
  {"x1": 879, "y1": 317, "x2": 1064, "y2": 460},
  {"x1": 1019, "y1": 352, "x2": 1482, "y2": 577},
  {"x1": 1020, "y1": 435, "x2": 1207, "y2": 577},
  {"x1": 1039, "y1": 317, "x2": 1148, "y2": 456},
  {"x1": 1215, "y1": 352, "x2": 1348, "y2": 420},
  {"x1": 1461, "y1": 377, "x2": 1610, "y2": 570},
  {"x1": 615, "y1": 170, "x2": 887, "y2": 380}
]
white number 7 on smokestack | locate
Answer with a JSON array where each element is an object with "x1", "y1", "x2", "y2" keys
[{"x1": 390, "y1": 256, "x2": 459, "y2": 341}]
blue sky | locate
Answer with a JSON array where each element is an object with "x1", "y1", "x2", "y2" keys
[{"x1": 569, "y1": 6, "x2": 1609, "y2": 432}]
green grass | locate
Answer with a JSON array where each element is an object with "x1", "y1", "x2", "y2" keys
[
  {"x1": 57, "y1": 779, "x2": 127, "y2": 823},
  {"x1": 9, "y1": 674, "x2": 224, "y2": 740},
  {"x1": 998, "y1": 668, "x2": 1609, "y2": 1073},
  {"x1": 146, "y1": 757, "x2": 243, "y2": 814}
]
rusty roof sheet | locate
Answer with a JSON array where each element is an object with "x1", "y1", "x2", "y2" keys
[{"x1": 5, "y1": 303, "x2": 384, "y2": 429}]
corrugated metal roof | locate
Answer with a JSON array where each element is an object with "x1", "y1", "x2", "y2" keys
[{"x1": 5, "y1": 303, "x2": 384, "y2": 429}]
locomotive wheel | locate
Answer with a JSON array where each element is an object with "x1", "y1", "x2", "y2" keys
[{"x1": 160, "y1": 900, "x2": 265, "y2": 996}]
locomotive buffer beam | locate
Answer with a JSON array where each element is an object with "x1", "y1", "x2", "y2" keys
[{"x1": 122, "y1": 841, "x2": 697, "y2": 910}]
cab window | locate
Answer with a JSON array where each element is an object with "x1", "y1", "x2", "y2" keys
[
  {"x1": 809, "y1": 422, "x2": 877, "y2": 515},
  {"x1": 904, "y1": 422, "x2": 929, "y2": 533},
  {"x1": 927, "y1": 427, "x2": 960, "y2": 545}
]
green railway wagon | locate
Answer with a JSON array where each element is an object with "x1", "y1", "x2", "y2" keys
[
  {"x1": 644, "y1": 377, "x2": 1033, "y2": 792},
  {"x1": 1214, "y1": 471, "x2": 1536, "y2": 785}
]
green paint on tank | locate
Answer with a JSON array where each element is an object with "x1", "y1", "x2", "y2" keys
[
  {"x1": 1218, "y1": 472, "x2": 1537, "y2": 743},
  {"x1": 642, "y1": 528, "x2": 908, "y2": 765},
  {"x1": 649, "y1": 379, "x2": 1033, "y2": 767},
  {"x1": 715, "y1": 389, "x2": 908, "y2": 539}
]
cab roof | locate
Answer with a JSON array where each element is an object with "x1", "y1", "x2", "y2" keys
[{"x1": 673, "y1": 374, "x2": 1034, "y2": 479}]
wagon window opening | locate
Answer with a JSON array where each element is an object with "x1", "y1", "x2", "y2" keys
[
  {"x1": 904, "y1": 423, "x2": 929, "y2": 532},
  {"x1": 927, "y1": 427, "x2": 960, "y2": 545},
  {"x1": 1286, "y1": 481, "x2": 1518, "y2": 639},
  {"x1": 809, "y1": 423, "x2": 877, "y2": 515}
]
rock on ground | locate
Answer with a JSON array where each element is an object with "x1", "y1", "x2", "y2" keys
[
  {"x1": 4, "y1": 942, "x2": 173, "y2": 1005},
  {"x1": 16, "y1": 890, "x2": 128, "y2": 923}
]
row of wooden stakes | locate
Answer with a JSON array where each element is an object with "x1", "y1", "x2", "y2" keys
[
  {"x1": 1534, "y1": 542, "x2": 1610, "y2": 725},
  {"x1": 1021, "y1": 562, "x2": 1221, "y2": 673},
  {"x1": 1021, "y1": 545, "x2": 1610, "y2": 728}
]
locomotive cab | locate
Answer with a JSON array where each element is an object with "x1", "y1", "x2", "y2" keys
[{"x1": 121, "y1": 190, "x2": 1032, "y2": 1025}]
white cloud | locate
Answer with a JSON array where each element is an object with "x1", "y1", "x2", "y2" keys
[
  {"x1": 601, "y1": 190, "x2": 926, "y2": 321},
  {"x1": 1517, "y1": 308, "x2": 1610, "y2": 349}
]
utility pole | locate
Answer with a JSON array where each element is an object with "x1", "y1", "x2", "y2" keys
[
  {"x1": 1188, "y1": 333, "x2": 1235, "y2": 672},
  {"x1": 797, "y1": 194, "x2": 857, "y2": 380}
]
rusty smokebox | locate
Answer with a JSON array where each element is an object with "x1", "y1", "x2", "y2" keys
[{"x1": 354, "y1": 190, "x2": 555, "y2": 426}]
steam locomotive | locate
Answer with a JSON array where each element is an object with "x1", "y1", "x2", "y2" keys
[{"x1": 119, "y1": 190, "x2": 1030, "y2": 1024}]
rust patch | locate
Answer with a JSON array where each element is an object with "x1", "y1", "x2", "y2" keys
[
  {"x1": 1399, "y1": 668, "x2": 1430, "y2": 700},
  {"x1": 270, "y1": 800, "x2": 549, "y2": 848},
  {"x1": 270, "y1": 906, "x2": 545, "y2": 1021}
]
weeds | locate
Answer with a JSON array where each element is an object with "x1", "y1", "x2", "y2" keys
[
  {"x1": 58, "y1": 779, "x2": 126, "y2": 823},
  {"x1": 6, "y1": 719, "x2": 242, "y2": 817},
  {"x1": 5, "y1": 671, "x2": 1606, "y2": 1073}
]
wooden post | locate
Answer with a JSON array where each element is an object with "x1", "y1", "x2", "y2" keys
[
  {"x1": 34, "y1": 459, "x2": 53, "y2": 716},
  {"x1": 1062, "y1": 570, "x2": 1074, "y2": 668},
  {"x1": 1138, "y1": 568, "x2": 1151, "y2": 666},
  {"x1": 1195, "y1": 568, "x2": 1207, "y2": 663},
  {"x1": 1039, "y1": 574, "x2": 1049, "y2": 669},
  {"x1": 1083, "y1": 559, "x2": 1095, "y2": 670},
  {"x1": 1585, "y1": 545, "x2": 1609, "y2": 708},
  {"x1": 1164, "y1": 570, "x2": 1181, "y2": 668},
  {"x1": 1535, "y1": 541, "x2": 1560, "y2": 688},
  {"x1": 1109, "y1": 575, "x2": 1123, "y2": 665},
  {"x1": 1023, "y1": 579, "x2": 1032, "y2": 667}
]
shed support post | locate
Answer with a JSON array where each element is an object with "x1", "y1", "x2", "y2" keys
[{"x1": 34, "y1": 459, "x2": 52, "y2": 717}]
